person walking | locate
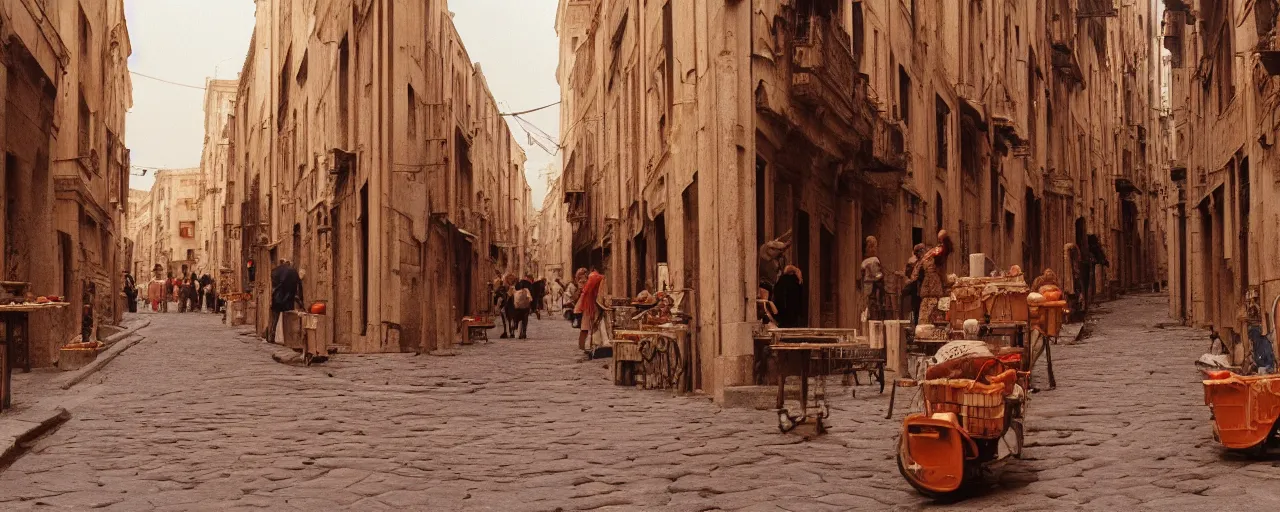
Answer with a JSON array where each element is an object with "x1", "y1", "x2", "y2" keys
[
  {"x1": 188, "y1": 273, "x2": 200, "y2": 312},
  {"x1": 575, "y1": 269, "x2": 605, "y2": 352},
  {"x1": 532, "y1": 276, "x2": 547, "y2": 320},
  {"x1": 266, "y1": 259, "x2": 303, "y2": 344},
  {"x1": 570, "y1": 268, "x2": 588, "y2": 328},
  {"x1": 161, "y1": 274, "x2": 174, "y2": 313},
  {"x1": 512, "y1": 275, "x2": 534, "y2": 339},
  {"x1": 492, "y1": 277, "x2": 512, "y2": 339},
  {"x1": 562, "y1": 276, "x2": 579, "y2": 323},
  {"x1": 199, "y1": 274, "x2": 213, "y2": 312},
  {"x1": 1082, "y1": 234, "x2": 1109, "y2": 311},
  {"x1": 122, "y1": 271, "x2": 137, "y2": 313},
  {"x1": 177, "y1": 276, "x2": 189, "y2": 313}
]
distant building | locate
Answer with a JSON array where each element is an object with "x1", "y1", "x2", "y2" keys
[
  {"x1": 126, "y1": 169, "x2": 201, "y2": 279},
  {"x1": 195, "y1": 80, "x2": 238, "y2": 278}
]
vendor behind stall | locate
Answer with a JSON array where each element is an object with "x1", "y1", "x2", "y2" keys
[{"x1": 773, "y1": 265, "x2": 806, "y2": 328}]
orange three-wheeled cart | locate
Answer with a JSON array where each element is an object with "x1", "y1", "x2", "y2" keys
[
  {"x1": 1203, "y1": 370, "x2": 1280, "y2": 452},
  {"x1": 896, "y1": 350, "x2": 1029, "y2": 499}
]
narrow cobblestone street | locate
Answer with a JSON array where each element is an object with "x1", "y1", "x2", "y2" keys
[{"x1": 0, "y1": 294, "x2": 1276, "y2": 511}]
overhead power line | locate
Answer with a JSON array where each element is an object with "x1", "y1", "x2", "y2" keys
[
  {"x1": 130, "y1": 71, "x2": 206, "y2": 90},
  {"x1": 499, "y1": 101, "x2": 560, "y2": 117}
]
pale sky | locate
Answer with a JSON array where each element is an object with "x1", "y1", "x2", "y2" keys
[{"x1": 124, "y1": 0, "x2": 562, "y2": 208}]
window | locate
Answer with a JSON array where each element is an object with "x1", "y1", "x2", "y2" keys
[
  {"x1": 1200, "y1": 0, "x2": 1236, "y2": 111},
  {"x1": 663, "y1": 0, "x2": 673, "y2": 128},
  {"x1": 187, "y1": 249, "x2": 195, "y2": 261},
  {"x1": 898, "y1": 65, "x2": 911, "y2": 125},
  {"x1": 296, "y1": 51, "x2": 309, "y2": 86},
  {"x1": 338, "y1": 35, "x2": 350, "y2": 145},
  {"x1": 608, "y1": 12, "x2": 627, "y2": 90},
  {"x1": 180, "y1": 222, "x2": 195, "y2": 239},
  {"x1": 78, "y1": 92, "x2": 91, "y2": 158},
  {"x1": 407, "y1": 84, "x2": 417, "y2": 139},
  {"x1": 79, "y1": 7, "x2": 90, "y2": 58},
  {"x1": 277, "y1": 48, "x2": 292, "y2": 131},
  {"x1": 935, "y1": 95, "x2": 950, "y2": 170},
  {"x1": 796, "y1": 0, "x2": 814, "y2": 41}
]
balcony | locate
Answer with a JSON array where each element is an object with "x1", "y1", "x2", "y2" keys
[
  {"x1": 791, "y1": 14, "x2": 864, "y2": 131},
  {"x1": 864, "y1": 114, "x2": 907, "y2": 172},
  {"x1": 1077, "y1": 0, "x2": 1117, "y2": 18},
  {"x1": 1169, "y1": 160, "x2": 1187, "y2": 182}
]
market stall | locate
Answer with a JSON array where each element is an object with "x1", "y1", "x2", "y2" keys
[{"x1": 0, "y1": 281, "x2": 70, "y2": 412}]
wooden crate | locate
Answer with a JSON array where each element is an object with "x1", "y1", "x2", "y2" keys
[
  {"x1": 988, "y1": 292, "x2": 1030, "y2": 323},
  {"x1": 948, "y1": 299, "x2": 985, "y2": 330}
]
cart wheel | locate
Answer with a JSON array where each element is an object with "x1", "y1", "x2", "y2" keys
[
  {"x1": 897, "y1": 438, "x2": 975, "y2": 501},
  {"x1": 778, "y1": 411, "x2": 797, "y2": 433}
]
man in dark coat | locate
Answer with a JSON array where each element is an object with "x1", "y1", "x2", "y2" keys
[
  {"x1": 1081, "y1": 234, "x2": 1109, "y2": 311},
  {"x1": 772, "y1": 265, "x2": 806, "y2": 328},
  {"x1": 123, "y1": 271, "x2": 137, "y2": 313},
  {"x1": 266, "y1": 259, "x2": 303, "y2": 344},
  {"x1": 532, "y1": 277, "x2": 547, "y2": 320},
  {"x1": 199, "y1": 274, "x2": 214, "y2": 312}
]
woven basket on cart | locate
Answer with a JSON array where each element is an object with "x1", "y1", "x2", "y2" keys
[{"x1": 921, "y1": 379, "x2": 1008, "y2": 439}]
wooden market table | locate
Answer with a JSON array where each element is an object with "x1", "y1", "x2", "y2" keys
[
  {"x1": 460, "y1": 315, "x2": 496, "y2": 345},
  {"x1": 611, "y1": 327, "x2": 691, "y2": 392},
  {"x1": 770, "y1": 341, "x2": 863, "y2": 434},
  {"x1": 0, "y1": 302, "x2": 70, "y2": 412}
]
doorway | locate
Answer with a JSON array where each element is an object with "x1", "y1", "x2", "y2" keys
[
  {"x1": 1177, "y1": 204, "x2": 1187, "y2": 321},
  {"x1": 633, "y1": 232, "x2": 647, "y2": 293},
  {"x1": 1023, "y1": 188, "x2": 1042, "y2": 278},
  {"x1": 454, "y1": 232, "x2": 473, "y2": 317},
  {"x1": 819, "y1": 227, "x2": 835, "y2": 327},
  {"x1": 796, "y1": 210, "x2": 810, "y2": 325}
]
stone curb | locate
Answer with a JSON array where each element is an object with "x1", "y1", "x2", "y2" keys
[
  {"x1": 0, "y1": 407, "x2": 69, "y2": 467},
  {"x1": 105, "y1": 319, "x2": 151, "y2": 344},
  {"x1": 58, "y1": 333, "x2": 146, "y2": 391}
]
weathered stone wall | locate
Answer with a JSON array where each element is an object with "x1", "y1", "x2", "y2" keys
[
  {"x1": 224, "y1": 0, "x2": 532, "y2": 353},
  {"x1": 555, "y1": 0, "x2": 1166, "y2": 399},
  {"x1": 0, "y1": 0, "x2": 133, "y2": 366}
]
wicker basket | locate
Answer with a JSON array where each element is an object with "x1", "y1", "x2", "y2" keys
[{"x1": 921, "y1": 379, "x2": 1007, "y2": 439}]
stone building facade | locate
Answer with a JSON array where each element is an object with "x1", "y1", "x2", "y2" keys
[
  {"x1": 0, "y1": 0, "x2": 132, "y2": 366},
  {"x1": 222, "y1": 0, "x2": 532, "y2": 353},
  {"x1": 554, "y1": 0, "x2": 1166, "y2": 398},
  {"x1": 195, "y1": 79, "x2": 238, "y2": 278},
  {"x1": 1161, "y1": 0, "x2": 1280, "y2": 361},
  {"x1": 533, "y1": 176, "x2": 571, "y2": 284},
  {"x1": 127, "y1": 168, "x2": 201, "y2": 279},
  {"x1": 126, "y1": 188, "x2": 151, "y2": 277}
]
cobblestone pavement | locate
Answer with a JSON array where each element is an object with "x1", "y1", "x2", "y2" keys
[{"x1": 0, "y1": 295, "x2": 1276, "y2": 511}]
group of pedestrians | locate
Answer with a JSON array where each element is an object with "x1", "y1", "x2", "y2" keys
[{"x1": 128, "y1": 265, "x2": 223, "y2": 315}]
